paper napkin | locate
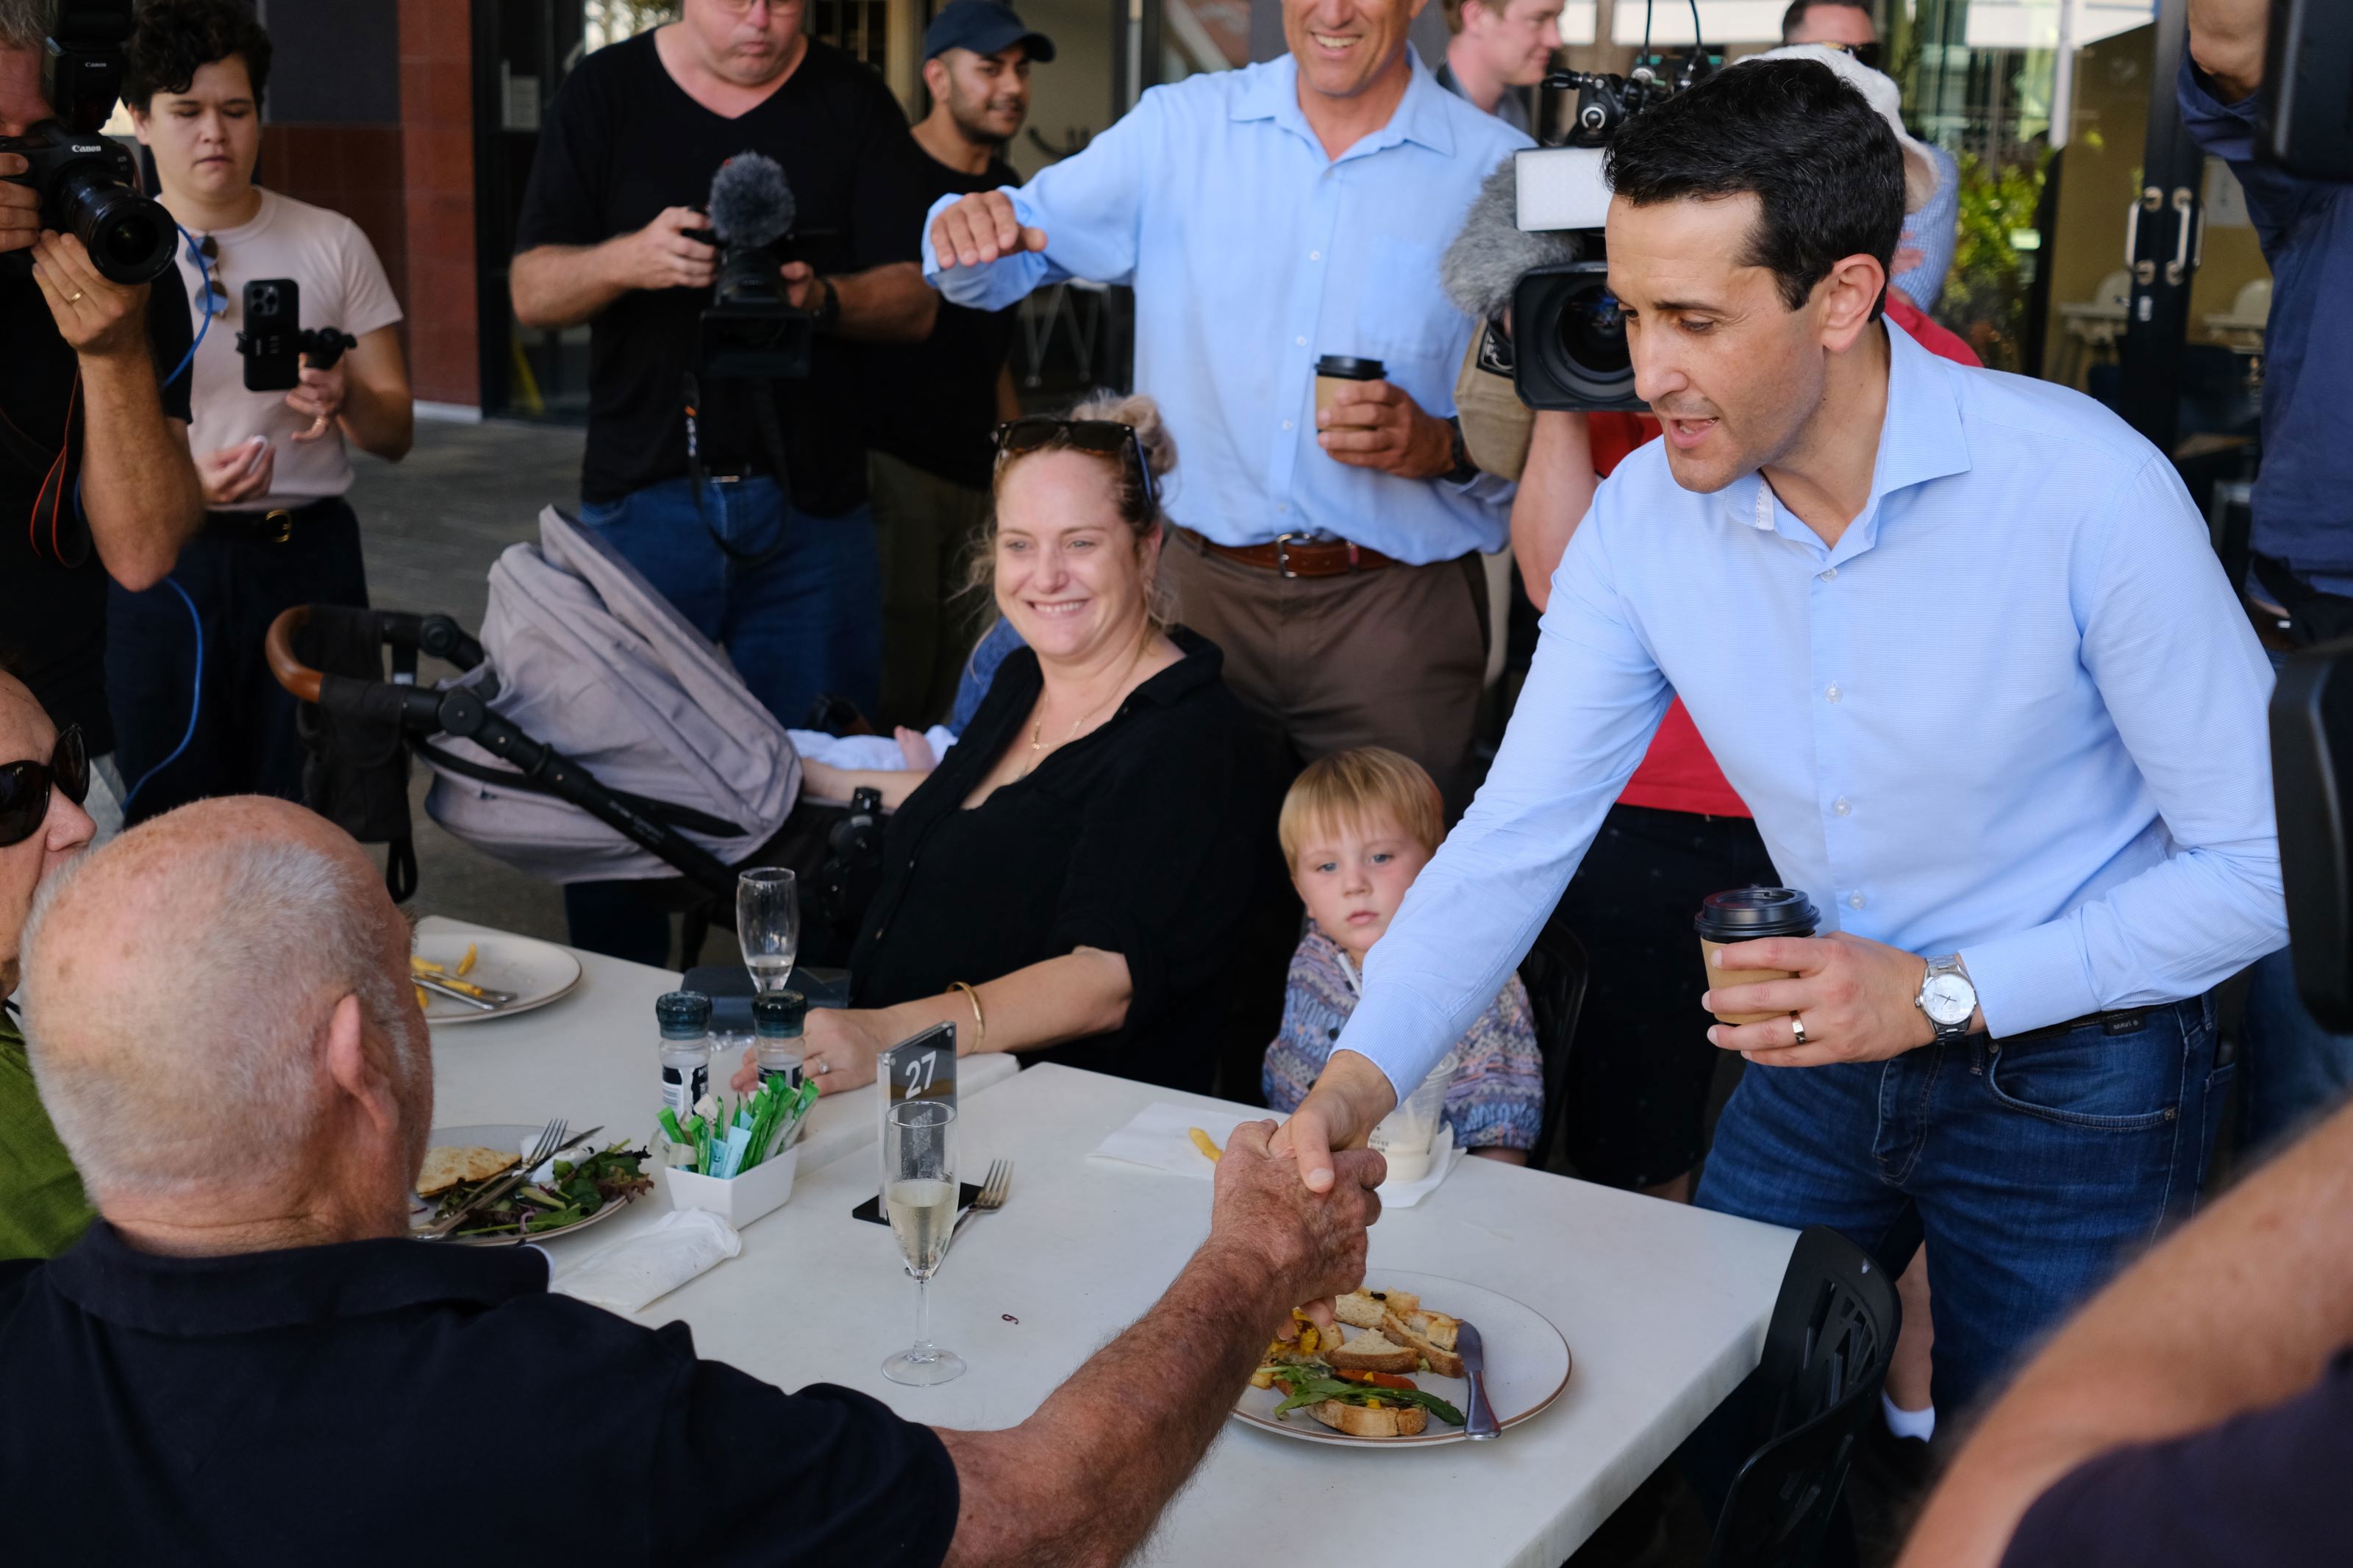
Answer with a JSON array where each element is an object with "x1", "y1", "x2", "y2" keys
[{"x1": 552, "y1": 1208, "x2": 741, "y2": 1314}]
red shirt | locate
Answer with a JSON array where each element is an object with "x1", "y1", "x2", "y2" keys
[{"x1": 1590, "y1": 298, "x2": 1982, "y2": 819}]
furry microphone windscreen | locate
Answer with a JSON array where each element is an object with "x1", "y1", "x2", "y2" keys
[
  {"x1": 1440, "y1": 157, "x2": 1587, "y2": 323},
  {"x1": 708, "y1": 151, "x2": 796, "y2": 248}
]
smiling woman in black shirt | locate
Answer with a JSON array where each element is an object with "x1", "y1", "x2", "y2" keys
[{"x1": 748, "y1": 393, "x2": 1265, "y2": 1095}]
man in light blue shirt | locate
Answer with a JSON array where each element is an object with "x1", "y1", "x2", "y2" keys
[
  {"x1": 1279, "y1": 61, "x2": 2285, "y2": 1416},
  {"x1": 924, "y1": 0, "x2": 1528, "y2": 803}
]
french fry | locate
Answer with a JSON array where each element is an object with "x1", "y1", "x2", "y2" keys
[
  {"x1": 436, "y1": 975, "x2": 490, "y2": 999},
  {"x1": 410, "y1": 956, "x2": 446, "y2": 975},
  {"x1": 455, "y1": 942, "x2": 478, "y2": 977},
  {"x1": 1188, "y1": 1126, "x2": 1222, "y2": 1163},
  {"x1": 414, "y1": 985, "x2": 429, "y2": 1011}
]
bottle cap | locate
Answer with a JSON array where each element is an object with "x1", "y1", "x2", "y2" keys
[
  {"x1": 656, "y1": 990, "x2": 713, "y2": 1037},
  {"x1": 752, "y1": 991, "x2": 807, "y2": 1035}
]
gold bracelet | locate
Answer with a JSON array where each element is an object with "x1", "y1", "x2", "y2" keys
[{"x1": 946, "y1": 981, "x2": 985, "y2": 1050}]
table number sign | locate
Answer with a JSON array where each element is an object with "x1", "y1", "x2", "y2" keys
[{"x1": 874, "y1": 1022, "x2": 957, "y2": 1221}]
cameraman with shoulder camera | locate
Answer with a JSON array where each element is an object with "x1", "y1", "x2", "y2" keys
[
  {"x1": 104, "y1": 0, "x2": 411, "y2": 826},
  {"x1": 0, "y1": 0, "x2": 203, "y2": 835},
  {"x1": 1279, "y1": 58, "x2": 2286, "y2": 1424},
  {"x1": 510, "y1": 0, "x2": 935, "y2": 963}
]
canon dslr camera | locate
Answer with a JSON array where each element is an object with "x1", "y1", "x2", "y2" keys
[{"x1": 0, "y1": 0, "x2": 176, "y2": 286}]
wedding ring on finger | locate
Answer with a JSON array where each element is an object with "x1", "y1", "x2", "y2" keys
[
  {"x1": 813, "y1": 1059, "x2": 831, "y2": 1076},
  {"x1": 1790, "y1": 1014, "x2": 1810, "y2": 1047}
]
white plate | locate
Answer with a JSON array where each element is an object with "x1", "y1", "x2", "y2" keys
[
  {"x1": 413, "y1": 1123, "x2": 644, "y2": 1247},
  {"x1": 413, "y1": 932, "x2": 582, "y2": 1025},
  {"x1": 1229, "y1": 1270, "x2": 1574, "y2": 1447}
]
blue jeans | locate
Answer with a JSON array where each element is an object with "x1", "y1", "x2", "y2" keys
[
  {"x1": 568, "y1": 476, "x2": 879, "y2": 966},
  {"x1": 1696, "y1": 995, "x2": 2225, "y2": 1417},
  {"x1": 576, "y1": 475, "x2": 881, "y2": 726}
]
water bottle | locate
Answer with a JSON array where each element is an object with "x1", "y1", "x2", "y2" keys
[
  {"x1": 753, "y1": 989, "x2": 806, "y2": 1091},
  {"x1": 656, "y1": 990, "x2": 713, "y2": 1125}
]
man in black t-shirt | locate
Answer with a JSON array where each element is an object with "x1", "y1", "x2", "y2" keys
[
  {"x1": 863, "y1": 1, "x2": 1050, "y2": 727},
  {"x1": 512, "y1": 0, "x2": 938, "y2": 963},
  {"x1": 0, "y1": 12, "x2": 205, "y2": 831}
]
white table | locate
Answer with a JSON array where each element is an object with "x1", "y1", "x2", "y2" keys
[
  {"x1": 633, "y1": 1063, "x2": 1797, "y2": 1567},
  {"x1": 418, "y1": 917, "x2": 1018, "y2": 1257}
]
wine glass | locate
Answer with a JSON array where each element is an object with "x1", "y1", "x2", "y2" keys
[
  {"x1": 881, "y1": 1099, "x2": 965, "y2": 1386},
  {"x1": 736, "y1": 867, "x2": 799, "y2": 995}
]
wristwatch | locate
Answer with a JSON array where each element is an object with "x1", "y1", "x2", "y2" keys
[
  {"x1": 810, "y1": 274, "x2": 841, "y2": 333},
  {"x1": 1916, "y1": 955, "x2": 1978, "y2": 1045}
]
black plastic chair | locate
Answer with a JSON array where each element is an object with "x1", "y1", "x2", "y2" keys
[
  {"x1": 1704, "y1": 1226, "x2": 1902, "y2": 1568},
  {"x1": 1516, "y1": 914, "x2": 1589, "y2": 1172}
]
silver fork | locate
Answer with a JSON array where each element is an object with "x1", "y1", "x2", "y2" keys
[
  {"x1": 945, "y1": 1159, "x2": 1013, "y2": 1258},
  {"x1": 419, "y1": 1118, "x2": 566, "y2": 1240}
]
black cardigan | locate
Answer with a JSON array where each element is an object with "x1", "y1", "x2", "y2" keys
[{"x1": 848, "y1": 629, "x2": 1268, "y2": 1090}]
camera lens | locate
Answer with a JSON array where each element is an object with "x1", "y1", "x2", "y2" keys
[
  {"x1": 55, "y1": 169, "x2": 177, "y2": 285},
  {"x1": 1555, "y1": 281, "x2": 1631, "y2": 383}
]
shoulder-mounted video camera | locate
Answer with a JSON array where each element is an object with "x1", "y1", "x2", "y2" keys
[{"x1": 0, "y1": 0, "x2": 177, "y2": 286}]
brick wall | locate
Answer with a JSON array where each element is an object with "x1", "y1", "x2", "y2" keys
[
  {"x1": 398, "y1": 0, "x2": 479, "y2": 407},
  {"x1": 256, "y1": 124, "x2": 410, "y2": 312}
]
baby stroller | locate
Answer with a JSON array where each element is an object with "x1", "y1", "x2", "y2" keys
[{"x1": 264, "y1": 506, "x2": 875, "y2": 956}]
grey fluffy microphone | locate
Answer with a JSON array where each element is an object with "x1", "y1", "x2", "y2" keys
[
  {"x1": 708, "y1": 150, "x2": 796, "y2": 248},
  {"x1": 1440, "y1": 157, "x2": 1585, "y2": 323}
]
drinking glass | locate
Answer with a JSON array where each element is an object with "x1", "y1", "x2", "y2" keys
[
  {"x1": 736, "y1": 867, "x2": 799, "y2": 995},
  {"x1": 882, "y1": 1100, "x2": 965, "y2": 1386}
]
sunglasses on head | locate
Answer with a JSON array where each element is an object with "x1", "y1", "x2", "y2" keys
[
  {"x1": 995, "y1": 417, "x2": 1154, "y2": 495},
  {"x1": 0, "y1": 724, "x2": 88, "y2": 849}
]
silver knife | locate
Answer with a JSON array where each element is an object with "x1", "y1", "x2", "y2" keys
[
  {"x1": 1457, "y1": 1320, "x2": 1501, "y2": 1439},
  {"x1": 413, "y1": 973, "x2": 504, "y2": 1011}
]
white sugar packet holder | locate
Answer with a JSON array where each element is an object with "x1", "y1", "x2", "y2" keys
[
  {"x1": 1086, "y1": 1101, "x2": 1464, "y2": 1208},
  {"x1": 551, "y1": 1208, "x2": 741, "y2": 1314}
]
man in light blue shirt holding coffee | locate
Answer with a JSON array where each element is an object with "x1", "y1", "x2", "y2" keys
[
  {"x1": 925, "y1": 0, "x2": 1527, "y2": 805},
  {"x1": 1281, "y1": 60, "x2": 2284, "y2": 1418}
]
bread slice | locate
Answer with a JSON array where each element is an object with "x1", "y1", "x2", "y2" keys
[
  {"x1": 1311, "y1": 1398, "x2": 1428, "y2": 1438},
  {"x1": 1327, "y1": 1328, "x2": 1421, "y2": 1375},
  {"x1": 1403, "y1": 1309, "x2": 1460, "y2": 1353},
  {"x1": 417, "y1": 1145, "x2": 518, "y2": 1198},
  {"x1": 1332, "y1": 1292, "x2": 1390, "y2": 1331},
  {"x1": 1384, "y1": 1311, "x2": 1465, "y2": 1379}
]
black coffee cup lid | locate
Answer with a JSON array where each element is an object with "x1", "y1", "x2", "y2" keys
[
  {"x1": 1315, "y1": 354, "x2": 1385, "y2": 380},
  {"x1": 1694, "y1": 886, "x2": 1819, "y2": 940}
]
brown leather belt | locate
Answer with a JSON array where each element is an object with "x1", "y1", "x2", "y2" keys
[{"x1": 1182, "y1": 526, "x2": 1399, "y2": 578}]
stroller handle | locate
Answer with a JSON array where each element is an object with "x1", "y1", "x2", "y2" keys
[{"x1": 265, "y1": 606, "x2": 324, "y2": 704}]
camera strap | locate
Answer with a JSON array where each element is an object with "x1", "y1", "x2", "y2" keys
[
  {"x1": 7, "y1": 373, "x2": 91, "y2": 568},
  {"x1": 681, "y1": 371, "x2": 796, "y2": 570}
]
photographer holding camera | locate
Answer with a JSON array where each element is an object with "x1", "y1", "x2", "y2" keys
[
  {"x1": 1280, "y1": 58, "x2": 2285, "y2": 1422},
  {"x1": 0, "y1": 0, "x2": 203, "y2": 833},
  {"x1": 103, "y1": 0, "x2": 412, "y2": 826},
  {"x1": 512, "y1": 0, "x2": 938, "y2": 963}
]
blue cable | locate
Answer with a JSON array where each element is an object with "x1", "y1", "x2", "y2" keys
[
  {"x1": 118, "y1": 575, "x2": 204, "y2": 810},
  {"x1": 114, "y1": 229, "x2": 225, "y2": 812}
]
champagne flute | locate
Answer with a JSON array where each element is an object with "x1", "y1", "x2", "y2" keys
[
  {"x1": 736, "y1": 867, "x2": 799, "y2": 995},
  {"x1": 882, "y1": 1100, "x2": 965, "y2": 1386}
]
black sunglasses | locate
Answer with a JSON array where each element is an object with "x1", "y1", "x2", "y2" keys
[
  {"x1": 182, "y1": 232, "x2": 226, "y2": 300},
  {"x1": 0, "y1": 725, "x2": 89, "y2": 849},
  {"x1": 1824, "y1": 40, "x2": 1884, "y2": 71},
  {"x1": 995, "y1": 418, "x2": 1156, "y2": 496}
]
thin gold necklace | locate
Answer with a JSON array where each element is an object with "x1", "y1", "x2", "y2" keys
[{"x1": 1021, "y1": 642, "x2": 1151, "y2": 778}]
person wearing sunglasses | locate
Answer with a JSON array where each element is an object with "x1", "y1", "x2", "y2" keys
[
  {"x1": 732, "y1": 394, "x2": 1268, "y2": 1098},
  {"x1": 102, "y1": 0, "x2": 413, "y2": 826},
  {"x1": 1782, "y1": 0, "x2": 1959, "y2": 314},
  {"x1": 0, "y1": 669, "x2": 97, "y2": 1262}
]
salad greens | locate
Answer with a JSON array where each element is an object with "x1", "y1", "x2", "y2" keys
[
  {"x1": 1265, "y1": 1363, "x2": 1466, "y2": 1427},
  {"x1": 436, "y1": 1142, "x2": 651, "y2": 1237}
]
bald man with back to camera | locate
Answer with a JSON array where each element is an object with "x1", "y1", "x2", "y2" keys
[{"x1": 0, "y1": 797, "x2": 1387, "y2": 1566}]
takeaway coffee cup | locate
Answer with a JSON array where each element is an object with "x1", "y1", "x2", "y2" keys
[
  {"x1": 1315, "y1": 354, "x2": 1385, "y2": 428},
  {"x1": 1695, "y1": 887, "x2": 1821, "y2": 1026}
]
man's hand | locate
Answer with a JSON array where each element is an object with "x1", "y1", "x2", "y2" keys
[
  {"x1": 1703, "y1": 931, "x2": 1952, "y2": 1067},
  {"x1": 613, "y1": 206, "x2": 715, "y2": 293},
  {"x1": 1269, "y1": 1048, "x2": 1399, "y2": 1196},
  {"x1": 1209, "y1": 1120, "x2": 1385, "y2": 1319},
  {"x1": 929, "y1": 190, "x2": 1046, "y2": 271},
  {"x1": 779, "y1": 259, "x2": 822, "y2": 312},
  {"x1": 0, "y1": 154, "x2": 38, "y2": 254},
  {"x1": 286, "y1": 359, "x2": 346, "y2": 443},
  {"x1": 29, "y1": 232, "x2": 149, "y2": 359},
  {"x1": 1317, "y1": 379, "x2": 1457, "y2": 479},
  {"x1": 196, "y1": 440, "x2": 274, "y2": 506}
]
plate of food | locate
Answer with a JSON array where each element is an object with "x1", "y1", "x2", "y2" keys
[
  {"x1": 413, "y1": 1124, "x2": 652, "y2": 1246},
  {"x1": 410, "y1": 933, "x2": 582, "y2": 1025},
  {"x1": 1231, "y1": 1270, "x2": 1573, "y2": 1446}
]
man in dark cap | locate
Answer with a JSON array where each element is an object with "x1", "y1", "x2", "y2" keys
[{"x1": 865, "y1": 1, "x2": 1054, "y2": 727}]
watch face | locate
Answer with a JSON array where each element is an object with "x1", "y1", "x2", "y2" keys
[{"x1": 1923, "y1": 972, "x2": 1975, "y2": 1026}]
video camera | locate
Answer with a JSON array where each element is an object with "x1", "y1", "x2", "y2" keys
[
  {"x1": 1507, "y1": 46, "x2": 1714, "y2": 412},
  {"x1": 0, "y1": 0, "x2": 176, "y2": 286},
  {"x1": 233, "y1": 277, "x2": 358, "y2": 393},
  {"x1": 699, "y1": 151, "x2": 811, "y2": 381}
]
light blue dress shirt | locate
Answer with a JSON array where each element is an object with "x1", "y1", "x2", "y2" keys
[
  {"x1": 1341, "y1": 321, "x2": 2287, "y2": 1098},
  {"x1": 923, "y1": 55, "x2": 1529, "y2": 564}
]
